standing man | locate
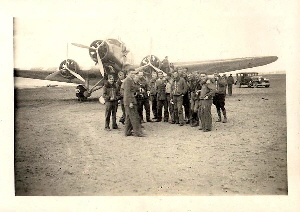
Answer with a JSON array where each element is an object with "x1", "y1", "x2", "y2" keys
[
  {"x1": 121, "y1": 68, "x2": 145, "y2": 137},
  {"x1": 181, "y1": 68, "x2": 190, "y2": 124},
  {"x1": 116, "y1": 71, "x2": 126, "y2": 125},
  {"x1": 165, "y1": 73, "x2": 174, "y2": 123},
  {"x1": 156, "y1": 71, "x2": 169, "y2": 122},
  {"x1": 170, "y1": 70, "x2": 187, "y2": 126},
  {"x1": 103, "y1": 75, "x2": 120, "y2": 130},
  {"x1": 227, "y1": 74, "x2": 234, "y2": 96},
  {"x1": 136, "y1": 71, "x2": 151, "y2": 123},
  {"x1": 149, "y1": 71, "x2": 158, "y2": 121},
  {"x1": 161, "y1": 56, "x2": 170, "y2": 73},
  {"x1": 222, "y1": 74, "x2": 228, "y2": 96},
  {"x1": 213, "y1": 72, "x2": 228, "y2": 123},
  {"x1": 198, "y1": 73, "x2": 216, "y2": 132}
]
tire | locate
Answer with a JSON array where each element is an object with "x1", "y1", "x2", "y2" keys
[{"x1": 265, "y1": 85, "x2": 270, "y2": 88}]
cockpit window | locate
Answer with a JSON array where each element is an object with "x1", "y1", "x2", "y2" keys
[{"x1": 107, "y1": 39, "x2": 121, "y2": 47}]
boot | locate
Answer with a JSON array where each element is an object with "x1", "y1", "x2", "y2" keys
[
  {"x1": 216, "y1": 109, "x2": 222, "y2": 122},
  {"x1": 222, "y1": 109, "x2": 227, "y2": 123}
]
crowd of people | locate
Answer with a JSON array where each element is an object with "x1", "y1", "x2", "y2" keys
[{"x1": 102, "y1": 58, "x2": 235, "y2": 137}]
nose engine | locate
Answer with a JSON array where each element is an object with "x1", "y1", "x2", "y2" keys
[{"x1": 89, "y1": 40, "x2": 109, "y2": 63}]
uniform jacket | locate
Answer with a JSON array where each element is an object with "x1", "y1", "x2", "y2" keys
[
  {"x1": 149, "y1": 78, "x2": 157, "y2": 95},
  {"x1": 156, "y1": 78, "x2": 167, "y2": 100},
  {"x1": 136, "y1": 77, "x2": 149, "y2": 99},
  {"x1": 121, "y1": 76, "x2": 139, "y2": 106},
  {"x1": 171, "y1": 76, "x2": 187, "y2": 97},
  {"x1": 103, "y1": 82, "x2": 120, "y2": 102},
  {"x1": 227, "y1": 76, "x2": 235, "y2": 85},
  {"x1": 199, "y1": 78, "x2": 216, "y2": 100},
  {"x1": 214, "y1": 76, "x2": 227, "y2": 94}
]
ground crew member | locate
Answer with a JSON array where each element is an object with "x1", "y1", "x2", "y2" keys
[
  {"x1": 213, "y1": 72, "x2": 228, "y2": 123},
  {"x1": 136, "y1": 71, "x2": 151, "y2": 122},
  {"x1": 170, "y1": 70, "x2": 187, "y2": 126},
  {"x1": 181, "y1": 68, "x2": 191, "y2": 124},
  {"x1": 165, "y1": 73, "x2": 174, "y2": 123},
  {"x1": 198, "y1": 73, "x2": 216, "y2": 132},
  {"x1": 121, "y1": 68, "x2": 145, "y2": 137},
  {"x1": 161, "y1": 56, "x2": 170, "y2": 73},
  {"x1": 222, "y1": 74, "x2": 228, "y2": 96},
  {"x1": 103, "y1": 75, "x2": 120, "y2": 130},
  {"x1": 190, "y1": 73, "x2": 200, "y2": 127},
  {"x1": 149, "y1": 71, "x2": 158, "y2": 120},
  {"x1": 227, "y1": 74, "x2": 234, "y2": 96},
  {"x1": 156, "y1": 71, "x2": 169, "y2": 122},
  {"x1": 116, "y1": 71, "x2": 126, "y2": 124}
]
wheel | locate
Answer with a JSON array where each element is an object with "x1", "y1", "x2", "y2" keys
[{"x1": 265, "y1": 85, "x2": 270, "y2": 88}]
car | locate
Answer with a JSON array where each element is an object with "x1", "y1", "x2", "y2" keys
[{"x1": 235, "y1": 72, "x2": 270, "y2": 88}]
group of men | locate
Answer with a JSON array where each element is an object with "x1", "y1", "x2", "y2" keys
[{"x1": 102, "y1": 61, "x2": 235, "y2": 136}]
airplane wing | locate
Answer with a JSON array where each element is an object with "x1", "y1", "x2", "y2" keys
[
  {"x1": 14, "y1": 69, "x2": 86, "y2": 84},
  {"x1": 172, "y1": 56, "x2": 278, "y2": 74}
]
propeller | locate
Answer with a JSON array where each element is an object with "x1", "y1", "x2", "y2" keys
[
  {"x1": 71, "y1": 43, "x2": 97, "y2": 50},
  {"x1": 72, "y1": 40, "x2": 106, "y2": 77},
  {"x1": 45, "y1": 70, "x2": 63, "y2": 80},
  {"x1": 65, "y1": 43, "x2": 85, "y2": 82},
  {"x1": 64, "y1": 64, "x2": 85, "y2": 82}
]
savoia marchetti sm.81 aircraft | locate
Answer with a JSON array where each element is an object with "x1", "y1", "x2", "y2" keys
[{"x1": 15, "y1": 38, "x2": 278, "y2": 101}]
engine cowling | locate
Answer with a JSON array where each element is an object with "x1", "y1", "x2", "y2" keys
[
  {"x1": 58, "y1": 59, "x2": 79, "y2": 79},
  {"x1": 89, "y1": 40, "x2": 109, "y2": 63}
]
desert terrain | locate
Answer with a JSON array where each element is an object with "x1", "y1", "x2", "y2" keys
[{"x1": 14, "y1": 74, "x2": 287, "y2": 196}]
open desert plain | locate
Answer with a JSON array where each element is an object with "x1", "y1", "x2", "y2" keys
[{"x1": 14, "y1": 74, "x2": 287, "y2": 196}]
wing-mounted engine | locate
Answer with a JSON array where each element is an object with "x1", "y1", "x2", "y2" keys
[
  {"x1": 140, "y1": 55, "x2": 161, "y2": 76},
  {"x1": 58, "y1": 59, "x2": 79, "y2": 79}
]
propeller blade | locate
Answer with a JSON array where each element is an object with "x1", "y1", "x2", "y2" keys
[
  {"x1": 71, "y1": 43, "x2": 97, "y2": 50},
  {"x1": 45, "y1": 70, "x2": 62, "y2": 80},
  {"x1": 65, "y1": 67, "x2": 85, "y2": 82},
  {"x1": 136, "y1": 63, "x2": 150, "y2": 71},
  {"x1": 149, "y1": 63, "x2": 165, "y2": 74},
  {"x1": 96, "y1": 50, "x2": 105, "y2": 77}
]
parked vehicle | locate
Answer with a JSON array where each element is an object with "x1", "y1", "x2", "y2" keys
[{"x1": 235, "y1": 72, "x2": 270, "y2": 88}]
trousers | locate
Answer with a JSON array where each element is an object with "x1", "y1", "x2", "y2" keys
[
  {"x1": 173, "y1": 95, "x2": 184, "y2": 124},
  {"x1": 198, "y1": 99, "x2": 213, "y2": 131},
  {"x1": 124, "y1": 104, "x2": 143, "y2": 136},
  {"x1": 105, "y1": 101, "x2": 118, "y2": 128}
]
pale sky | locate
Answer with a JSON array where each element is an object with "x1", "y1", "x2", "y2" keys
[{"x1": 12, "y1": 0, "x2": 294, "y2": 72}]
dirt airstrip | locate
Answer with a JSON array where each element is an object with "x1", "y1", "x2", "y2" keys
[{"x1": 14, "y1": 74, "x2": 287, "y2": 196}]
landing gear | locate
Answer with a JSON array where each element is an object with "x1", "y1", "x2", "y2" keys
[{"x1": 75, "y1": 85, "x2": 90, "y2": 101}]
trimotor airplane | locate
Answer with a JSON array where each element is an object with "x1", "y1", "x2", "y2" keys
[{"x1": 14, "y1": 38, "x2": 278, "y2": 101}]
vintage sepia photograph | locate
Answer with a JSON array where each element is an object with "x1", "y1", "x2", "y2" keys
[{"x1": 2, "y1": 0, "x2": 299, "y2": 211}]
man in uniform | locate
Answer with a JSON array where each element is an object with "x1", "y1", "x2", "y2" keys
[
  {"x1": 181, "y1": 68, "x2": 191, "y2": 124},
  {"x1": 116, "y1": 71, "x2": 126, "y2": 124},
  {"x1": 156, "y1": 71, "x2": 169, "y2": 122},
  {"x1": 161, "y1": 56, "x2": 170, "y2": 73},
  {"x1": 149, "y1": 71, "x2": 158, "y2": 120},
  {"x1": 213, "y1": 72, "x2": 228, "y2": 123},
  {"x1": 227, "y1": 74, "x2": 235, "y2": 96},
  {"x1": 121, "y1": 68, "x2": 145, "y2": 137},
  {"x1": 165, "y1": 73, "x2": 174, "y2": 123},
  {"x1": 222, "y1": 73, "x2": 228, "y2": 96},
  {"x1": 136, "y1": 71, "x2": 151, "y2": 122},
  {"x1": 170, "y1": 70, "x2": 187, "y2": 126},
  {"x1": 198, "y1": 73, "x2": 216, "y2": 132}
]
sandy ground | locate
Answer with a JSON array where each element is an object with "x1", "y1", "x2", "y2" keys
[{"x1": 14, "y1": 74, "x2": 287, "y2": 196}]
